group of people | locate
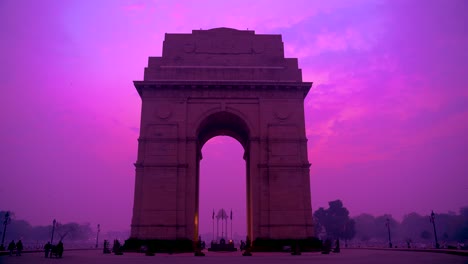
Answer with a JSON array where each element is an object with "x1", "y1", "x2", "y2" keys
[
  {"x1": 7, "y1": 240, "x2": 23, "y2": 256},
  {"x1": 44, "y1": 241, "x2": 64, "y2": 258},
  {"x1": 6, "y1": 240, "x2": 64, "y2": 258}
]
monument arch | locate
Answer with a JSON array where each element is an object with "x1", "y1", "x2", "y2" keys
[
  {"x1": 194, "y1": 110, "x2": 252, "y2": 241},
  {"x1": 127, "y1": 28, "x2": 315, "y2": 251}
]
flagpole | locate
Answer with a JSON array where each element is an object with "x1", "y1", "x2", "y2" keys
[
  {"x1": 212, "y1": 209, "x2": 214, "y2": 243},
  {"x1": 226, "y1": 217, "x2": 227, "y2": 240},
  {"x1": 230, "y1": 209, "x2": 233, "y2": 241}
]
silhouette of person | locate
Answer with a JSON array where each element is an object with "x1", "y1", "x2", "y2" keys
[
  {"x1": 7, "y1": 240, "x2": 15, "y2": 256},
  {"x1": 292, "y1": 240, "x2": 301, "y2": 255},
  {"x1": 16, "y1": 240, "x2": 23, "y2": 256},
  {"x1": 243, "y1": 236, "x2": 252, "y2": 256},
  {"x1": 113, "y1": 239, "x2": 120, "y2": 254},
  {"x1": 245, "y1": 236, "x2": 251, "y2": 249},
  {"x1": 56, "y1": 241, "x2": 64, "y2": 258},
  {"x1": 44, "y1": 242, "x2": 52, "y2": 258},
  {"x1": 197, "y1": 236, "x2": 202, "y2": 250},
  {"x1": 194, "y1": 235, "x2": 206, "y2": 256},
  {"x1": 321, "y1": 239, "x2": 332, "y2": 254},
  {"x1": 103, "y1": 240, "x2": 110, "y2": 254},
  {"x1": 333, "y1": 239, "x2": 340, "y2": 253}
]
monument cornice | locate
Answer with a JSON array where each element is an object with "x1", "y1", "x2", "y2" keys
[
  {"x1": 259, "y1": 224, "x2": 315, "y2": 227},
  {"x1": 134, "y1": 80, "x2": 312, "y2": 98},
  {"x1": 131, "y1": 224, "x2": 187, "y2": 228},
  {"x1": 134, "y1": 162, "x2": 189, "y2": 168},
  {"x1": 257, "y1": 163, "x2": 312, "y2": 168}
]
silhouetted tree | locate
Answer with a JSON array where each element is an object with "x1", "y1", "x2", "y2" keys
[
  {"x1": 460, "y1": 207, "x2": 468, "y2": 218},
  {"x1": 400, "y1": 213, "x2": 426, "y2": 242},
  {"x1": 352, "y1": 207, "x2": 468, "y2": 245},
  {"x1": 433, "y1": 212, "x2": 459, "y2": 243},
  {"x1": 343, "y1": 219, "x2": 356, "y2": 246},
  {"x1": 313, "y1": 200, "x2": 352, "y2": 240},
  {"x1": 0, "y1": 210, "x2": 95, "y2": 243},
  {"x1": 399, "y1": 211, "x2": 468, "y2": 244},
  {"x1": 313, "y1": 216, "x2": 325, "y2": 238},
  {"x1": 55, "y1": 222, "x2": 93, "y2": 241},
  {"x1": 353, "y1": 214, "x2": 377, "y2": 242},
  {"x1": 420, "y1": 230, "x2": 432, "y2": 240},
  {"x1": 374, "y1": 215, "x2": 399, "y2": 241},
  {"x1": 454, "y1": 207, "x2": 468, "y2": 242}
]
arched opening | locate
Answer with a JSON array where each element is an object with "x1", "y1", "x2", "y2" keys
[
  {"x1": 194, "y1": 111, "x2": 251, "y2": 245},
  {"x1": 199, "y1": 137, "x2": 246, "y2": 245}
]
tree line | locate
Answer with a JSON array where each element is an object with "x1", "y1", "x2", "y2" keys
[
  {"x1": 2, "y1": 203, "x2": 468, "y2": 249},
  {"x1": 0, "y1": 211, "x2": 94, "y2": 245},
  {"x1": 314, "y1": 200, "x2": 468, "y2": 248}
]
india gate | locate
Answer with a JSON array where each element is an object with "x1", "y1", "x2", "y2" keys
[{"x1": 126, "y1": 28, "x2": 316, "y2": 251}]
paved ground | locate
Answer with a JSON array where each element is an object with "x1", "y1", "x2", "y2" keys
[{"x1": 0, "y1": 249, "x2": 467, "y2": 264}]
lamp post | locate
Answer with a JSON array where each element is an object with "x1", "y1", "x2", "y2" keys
[
  {"x1": 430, "y1": 210, "x2": 440, "y2": 249},
  {"x1": 216, "y1": 216, "x2": 219, "y2": 241},
  {"x1": 212, "y1": 209, "x2": 215, "y2": 243},
  {"x1": 386, "y1": 218, "x2": 392, "y2": 248},
  {"x1": 51, "y1": 219, "x2": 56, "y2": 244},
  {"x1": 96, "y1": 224, "x2": 101, "y2": 248},
  {"x1": 0, "y1": 211, "x2": 11, "y2": 251}
]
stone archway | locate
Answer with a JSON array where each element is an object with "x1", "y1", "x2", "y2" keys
[
  {"x1": 194, "y1": 111, "x2": 251, "y2": 242},
  {"x1": 127, "y1": 28, "x2": 315, "y2": 251}
]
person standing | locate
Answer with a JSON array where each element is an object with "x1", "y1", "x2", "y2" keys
[
  {"x1": 321, "y1": 239, "x2": 332, "y2": 254},
  {"x1": 56, "y1": 241, "x2": 64, "y2": 258},
  {"x1": 44, "y1": 242, "x2": 52, "y2": 258},
  {"x1": 333, "y1": 239, "x2": 340, "y2": 253},
  {"x1": 7, "y1": 240, "x2": 15, "y2": 256},
  {"x1": 15, "y1": 240, "x2": 23, "y2": 256}
]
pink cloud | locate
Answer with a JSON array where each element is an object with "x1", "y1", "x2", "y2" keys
[{"x1": 122, "y1": 3, "x2": 146, "y2": 12}]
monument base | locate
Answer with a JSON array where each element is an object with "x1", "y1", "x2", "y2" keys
[
  {"x1": 124, "y1": 238, "x2": 194, "y2": 253},
  {"x1": 251, "y1": 237, "x2": 322, "y2": 252},
  {"x1": 208, "y1": 241, "x2": 237, "y2": 252}
]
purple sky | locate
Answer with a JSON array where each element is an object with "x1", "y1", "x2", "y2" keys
[{"x1": 1, "y1": 0, "x2": 467, "y2": 236}]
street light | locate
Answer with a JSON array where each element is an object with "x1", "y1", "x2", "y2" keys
[
  {"x1": 51, "y1": 219, "x2": 56, "y2": 244},
  {"x1": 0, "y1": 212, "x2": 11, "y2": 251},
  {"x1": 385, "y1": 218, "x2": 392, "y2": 248},
  {"x1": 96, "y1": 224, "x2": 101, "y2": 248},
  {"x1": 430, "y1": 210, "x2": 440, "y2": 249}
]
